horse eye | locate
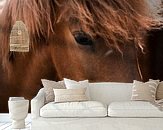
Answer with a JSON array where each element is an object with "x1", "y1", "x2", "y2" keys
[{"x1": 73, "y1": 31, "x2": 93, "y2": 46}]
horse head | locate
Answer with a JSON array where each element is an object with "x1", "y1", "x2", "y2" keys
[{"x1": 0, "y1": 0, "x2": 162, "y2": 111}]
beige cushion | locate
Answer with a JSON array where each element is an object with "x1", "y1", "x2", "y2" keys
[
  {"x1": 41, "y1": 79, "x2": 66, "y2": 103},
  {"x1": 53, "y1": 88, "x2": 88, "y2": 103},
  {"x1": 157, "y1": 81, "x2": 163, "y2": 100},
  {"x1": 131, "y1": 80, "x2": 159, "y2": 101}
]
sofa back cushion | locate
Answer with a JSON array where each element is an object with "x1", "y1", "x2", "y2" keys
[
  {"x1": 41, "y1": 82, "x2": 133, "y2": 105},
  {"x1": 88, "y1": 82, "x2": 132, "y2": 105}
]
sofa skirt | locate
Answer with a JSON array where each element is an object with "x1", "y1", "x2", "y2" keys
[{"x1": 31, "y1": 117, "x2": 163, "y2": 130}]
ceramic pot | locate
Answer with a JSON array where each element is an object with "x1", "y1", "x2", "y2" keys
[{"x1": 8, "y1": 97, "x2": 29, "y2": 129}]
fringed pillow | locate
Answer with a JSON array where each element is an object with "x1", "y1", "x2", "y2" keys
[{"x1": 131, "y1": 80, "x2": 159, "y2": 102}]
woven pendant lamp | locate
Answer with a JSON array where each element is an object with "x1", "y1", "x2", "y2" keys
[{"x1": 10, "y1": 21, "x2": 29, "y2": 52}]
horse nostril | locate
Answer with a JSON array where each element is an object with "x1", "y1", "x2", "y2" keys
[{"x1": 73, "y1": 31, "x2": 93, "y2": 46}]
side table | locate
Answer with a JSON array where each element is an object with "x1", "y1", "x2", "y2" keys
[{"x1": 8, "y1": 97, "x2": 29, "y2": 129}]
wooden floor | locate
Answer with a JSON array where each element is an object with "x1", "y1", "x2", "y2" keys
[
  {"x1": 0, "y1": 122, "x2": 31, "y2": 130},
  {"x1": 0, "y1": 113, "x2": 31, "y2": 130}
]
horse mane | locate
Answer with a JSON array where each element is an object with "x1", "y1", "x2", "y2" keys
[
  {"x1": 0, "y1": 0, "x2": 161, "y2": 74},
  {"x1": 64, "y1": 0, "x2": 161, "y2": 51}
]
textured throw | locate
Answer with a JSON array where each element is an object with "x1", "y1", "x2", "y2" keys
[{"x1": 151, "y1": 100, "x2": 163, "y2": 111}]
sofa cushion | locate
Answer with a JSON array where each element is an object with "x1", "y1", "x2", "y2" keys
[
  {"x1": 64, "y1": 78, "x2": 90, "y2": 99},
  {"x1": 40, "y1": 101, "x2": 107, "y2": 117},
  {"x1": 108, "y1": 101, "x2": 163, "y2": 117}
]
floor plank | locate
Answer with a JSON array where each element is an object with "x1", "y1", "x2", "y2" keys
[
  {"x1": 0, "y1": 123, "x2": 6, "y2": 127},
  {"x1": 0, "y1": 123, "x2": 12, "y2": 130},
  {"x1": 0, "y1": 122, "x2": 31, "y2": 130},
  {"x1": 0, "y1": 113, "x2": 31, "y2": 129}
]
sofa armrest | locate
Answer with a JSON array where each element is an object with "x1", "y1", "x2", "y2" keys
[{"x1": 31, "y1": 88, "x2": 45, "y2": 119}]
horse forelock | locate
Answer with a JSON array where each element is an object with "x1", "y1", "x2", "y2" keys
[
  {"x1": 64, "y1": 0, "x2": 161, "y2": 51},
  {"x1": 1, "y1": 0, "x2": 160, "y2": 49}
]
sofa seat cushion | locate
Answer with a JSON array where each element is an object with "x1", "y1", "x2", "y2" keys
[
  {"x1": 40, "y1": 101, "x2": 107, "y2": 117},
  {"x1": 108, "y1": 101, "x2": 163, "y2": 117}
]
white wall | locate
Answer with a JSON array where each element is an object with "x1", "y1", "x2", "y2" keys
[{"x1": 147, "y1": 0, "x2": 162, "y2": 19}]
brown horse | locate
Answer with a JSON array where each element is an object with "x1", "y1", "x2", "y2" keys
[{"x1": 0, "y1": 0, "x2": 162, "y2": 112}]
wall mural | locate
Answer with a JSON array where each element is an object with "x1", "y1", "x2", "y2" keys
[{"x1": 0, "y1": 0, "x2": 163, "y2": 112}]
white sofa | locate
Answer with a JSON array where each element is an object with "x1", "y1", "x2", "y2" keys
[{"x1": 31, "y1": 82, "x2": 163, "y2": 130}]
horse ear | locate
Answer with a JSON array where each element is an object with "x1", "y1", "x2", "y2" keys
[{"x1": 10, "y1": 21, "x2": 30, "y2": 52}]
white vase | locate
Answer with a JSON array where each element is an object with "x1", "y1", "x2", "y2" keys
[{"x1": 8, "y1": 97, "x2": 29, "y2": 129}]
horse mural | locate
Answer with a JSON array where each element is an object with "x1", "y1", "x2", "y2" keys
[{"x1": 0, "y1": 0, "x2": 162, "y2": 112}]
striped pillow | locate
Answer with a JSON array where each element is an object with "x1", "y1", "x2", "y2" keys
[
  {"x1": 53, "y1": 88, "x2": 88, "y2": 103},
  {"x1": 131, "y1": 80, "x2": 159, "y2": 102}
]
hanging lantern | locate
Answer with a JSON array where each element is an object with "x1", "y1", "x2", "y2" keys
[{"x1": 10, "y1": 21, "x2": 29, "y2": 52}]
